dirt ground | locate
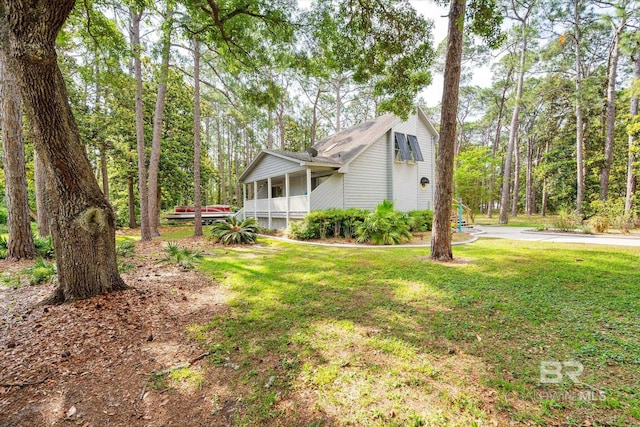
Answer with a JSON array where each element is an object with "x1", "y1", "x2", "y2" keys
[{"x1": 0, "y1": 238, "x2": 231, "y2": 427}]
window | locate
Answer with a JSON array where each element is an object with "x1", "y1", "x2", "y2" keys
[
  {"x1": 394, "y1": 132, "x2": 411, "y2": 161},
  {"x1": 407, "y1": 135, "x2": 424, "y2": 162}
]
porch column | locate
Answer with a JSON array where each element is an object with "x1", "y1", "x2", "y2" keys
[
  {"x1": 242, "y1": 183, "x2": 247, "y2": 210},
  {"x1": 285, "y1": 173, "x2": 290, "y2": 228},
  {"x1": 267, "y1": 177, "x2": 272, "y2": 229},
  {"x1": 306, "y1": 168, "x2": 312, "y2": 214},
  {"x1": 253, "y1": 181, "x2": 258, "y2": 219}
]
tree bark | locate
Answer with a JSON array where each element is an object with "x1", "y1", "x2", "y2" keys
[
  {"x1": 148, "y1": 4, "x2": 174, "y2": 237},
  {"x1": 130, "y1": 8, "x2": 151, "y2": 241},
  {"x1": 511, "y1": 138, "x2": 520, "y2": 217},
  {"x1": 34, "y1": 150, "x2": 51, "y2": 237},
  {"x1": 128, "y1": 174, "x2": 137, "y2": 228},
  {"x1": 625, "y1": 47, "x2": 639, "y2": 214},
  {"x1": 193, "y1": 38, "x2": 203, "y2": 237},
  {"x1": 0, "y1": 50, "x2": 35, "y2": 260},
  {"x1": 525, "y1": 137, "x2": 534, "y2": 215},
  {"x1": 430, "y1": 0, "x2": 465, "y2": 262},
  {"x1": 1, "y1": 0, "x2": 126, "y2": 301},
  {"x1": 600, "y1": 19, "x2": 624, "y2": 201},
  {"x1": 100, "y1": 146, "x2": 109, "y2": 201}
]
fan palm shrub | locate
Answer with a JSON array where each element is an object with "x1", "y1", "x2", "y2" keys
[
  {"x1": 356, "y1": 200, "x2": 411, "y2": 245},
  {"x1": 211, "y1": 217, "x2": 261, "y2": 245}
]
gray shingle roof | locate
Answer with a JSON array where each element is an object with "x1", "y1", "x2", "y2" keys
[{"x1": 310, "y1": 113, "x2": 400, "y2": 164}]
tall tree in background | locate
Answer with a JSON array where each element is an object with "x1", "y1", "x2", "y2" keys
[
  {"x1": 193, "y1": 37, "x2": 203, "y2": 237},
  {"x1": 148, "y1": 1, "x2": 174, "y2": 237},
  {"x1": 34, "y1": 151, "x2": 51, "y2": 237},
  {"x1": 499, "y1": 0, "x2": 535, "y2": 224},
  {"x1": 431, "y1": 0, "x2": 503, "y2": 261},
  {"x1": 0, "y1": 52, "x2": 35, "y2": 260},
  {"x1": 599, "y1": 0, "x2": 637, "y2": 200},
  {"x1": 625, "y1": 43, "x2": 640, "y2": 213},
  {"x1": 130, "y1": 6, "x2": 151, "y2": 241},
  {"x1": 0, "y1": 0, "x2": 126, "y2": 302}
]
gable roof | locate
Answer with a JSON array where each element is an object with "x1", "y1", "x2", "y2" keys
[
  {"x1": 239, "y1": 106, "x2": 438, "y2": 182},
  {"x1": 310, "y1": 113, "x2": 401, "y2": 165}
]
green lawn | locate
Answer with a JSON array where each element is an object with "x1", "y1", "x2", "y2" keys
[{"x1": 187, "y1": 238, "x2": 640, "y2": 426}]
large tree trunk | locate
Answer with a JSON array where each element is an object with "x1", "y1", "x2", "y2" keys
[
  {"x1": 1, "y1": 0, "x2": 126, "y2": 302},
  {"x1": 130, "y1": 8, "x2": 151, "y2": 241},
  {"x1": 100, "y1": 146, "x2": 109, "y2": 201},
  {"x1": 148, "y1": 4, "x2": 174, "y2": 237},
  {"x1": 430, "y1": 0, "x2": 465, "y2": 262},
  {"x1": 34, "y1": 150, "x2": 51, "y2": 237},
  {"x1": 625, "y1": 47, "x2": 639, "y2": 214},
  {"x1": 600, "y1": 21, "x2": 624, "y2": 201},
  {"x1": 0, "y1": 51, "x2": 35, "y2": 260},
  {"x1": 499, "y1": 18, "x2": 528, "y2": 224},
  {"x1": 193, "y1": 38, "x2": 203, "y2": 237}
]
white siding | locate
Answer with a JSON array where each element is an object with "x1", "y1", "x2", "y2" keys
[
  {"x1": 243, "y1": 154, "x2": 305, "y2": 182},
  {"x1": 391, "y1": 115, "x2": 436, "y2": 211},
  {"x1": 343, "y1": 133, "x2": 390, "y2": 210},
  {"x1": 311, "y1": 173, "x2": 344, "y2": 210}
]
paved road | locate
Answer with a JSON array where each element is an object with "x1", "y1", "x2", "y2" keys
[{"x1": 473, "y1": 225, "x2": 640, "y2": 247}]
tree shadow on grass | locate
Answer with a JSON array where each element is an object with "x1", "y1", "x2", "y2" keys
[{"x1": 193, "y1": 240, "x2": 640, "y2": 426}]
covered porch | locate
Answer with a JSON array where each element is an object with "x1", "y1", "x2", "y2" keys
[{"x1": 243, "y1": 167, "x2": 336, "y2": 229}]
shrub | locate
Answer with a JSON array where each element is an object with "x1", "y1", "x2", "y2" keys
[
  {"x1": 407, "y1": 210, "x2": 434, "y2": 232},
  {"x1": 0, "y1": 207, "x2": 7, "y2": 225},
  {"x1": 24, "y1": 258, "x2": 57, "y2": 285},
  {"x1": 211, "y1": 217, "x2": 261, "y2": 245},
  {"x1": 589, "y1": 199, "x2": 636, "y2": 234},
  {"x1": 0, "y1": 236, "x2": 7, "y2": 259},
  {"x1": 161, "y1": 242, "x2": 203, "y2": 269},
  {"x1": 116, "y1": 241, "x2": 136, "y2": 258},
  {"x1": 288, "y1": 208, "x2": 368, "y2": 240},
  {"x1": 552, "y1": 209, "x2": 580, "y2": 231},
  {"x1": 356, "y1": 200, "x2": 411, "y2": 245},
  {"x1": 590, "y1": 215, "x2": 609, "y2": 233},
  {"x1": 34, "y1": 235, "x2": 55, "y2": 258}
]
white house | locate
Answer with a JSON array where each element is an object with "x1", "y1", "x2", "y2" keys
[{"x1": 238, "y1": 107, "x2": 439, "y2": 229}]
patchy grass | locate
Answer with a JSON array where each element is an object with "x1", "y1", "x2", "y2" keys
[
  {"x1": 474, "y1": 213, "x2": 558, "y2": 228},
  {"x1": 191, "y1": 239, "x2": 640, "y2": 426}
]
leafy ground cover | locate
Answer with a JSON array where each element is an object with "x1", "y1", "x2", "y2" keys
[{"x1": 1, "y1": 230, "x2": 639, "y2": 426}]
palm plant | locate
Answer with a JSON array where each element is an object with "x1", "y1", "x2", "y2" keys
[
  {"x1": 161, "y1": 242, "x2": 203, "y2": 270},
  {"x1": 356, "y1": 200, "x2": 411, "y2": 245},
  {"x1": 210, "y1": 217, "x2": 261, "y2": 245}
]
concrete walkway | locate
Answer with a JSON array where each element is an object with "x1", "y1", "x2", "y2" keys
[{"x1": 474, "y1": 225, "x2": 640, "y2": 247}]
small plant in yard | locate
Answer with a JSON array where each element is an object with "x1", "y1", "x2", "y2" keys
[
  {"x1": 33, "y1": 234, "x2": 55, "y2": 258},
  {"x1": 1, "y1": 272, "x2": 21, "y2": 289},
  {"x1": 116, "y1": 241, "x2": 136, "y2": 273},
  {"x1": 0, "y1": 236, "x2": 7, "y2": 259},
  {"x1": 24, "y1": 258, "x2": 57, "y2": 285},
  {"x1": 356, "y1": 199, "x2": 411, "y2": 245},
  {"x1": 210, "y1": 217, "x2": 261, "y2": 245},
  {"x1": 551, "y1": 209, "x2": 581, "y2": 231},
  {"x1": 161, "y1": 242, "x2": 203, "y2": 269}
]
